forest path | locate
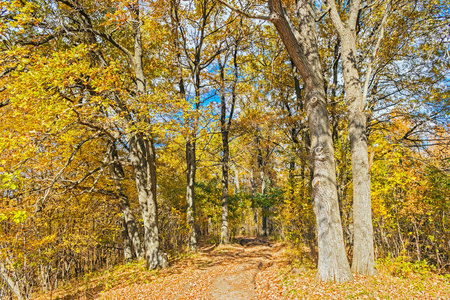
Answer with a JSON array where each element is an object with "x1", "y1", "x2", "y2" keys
[
  {"x1": 37, "y1": 236, "x2": 450, "y2": 300},
  {"x1": 96, "y1": 237, "x2": 287, "y2": 300},
  {"x1": 203, "y1": 238, "x2": 275, "y2": 300}
]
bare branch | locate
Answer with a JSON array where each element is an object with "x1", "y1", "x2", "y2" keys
[
  {"x1": 361, "y1": 0, "x2": 392, "y2": 111},
  {"x1": 315, "y1": 7, "x2": 331, "y2": 22},
  {"x1": 34, "y1": 135, "x2": 97, "y2": 213},
  {"x1": 217, "y1": 0, "x2": 272, "y2": 21}
]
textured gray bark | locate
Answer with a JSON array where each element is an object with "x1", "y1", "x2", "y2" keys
[
  {"x1": 327, "y1": 0, "x2": 376, "y2": 276},
  {"x1": 267, "y1": 0, "x2": 352, "y2": 282},
  {"x1": 122, "y1": 220, "x2": 134, "y2": 261},
  {"x1": 130, "y1": 4, "x2": 167, "y2": 269},
  {"x1": 342, "y1": 38, "x2": 375, "y2": 275},
  {"x1": 129, "y1": 134, "x2": 167, "y2": 269}
]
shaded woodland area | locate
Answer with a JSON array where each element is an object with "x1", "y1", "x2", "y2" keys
[{"x1": 0, "y1": 0, "x2": 449, "y2": 298}]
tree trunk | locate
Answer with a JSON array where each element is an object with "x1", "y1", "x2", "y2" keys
[
  {"x1": 218, "y1": 46, "x2": 238, "y2": 244},
  {"x1": 129, "y1": 4, "x2": 167, "y2": 269},
  {"x1": 250, "y1": 168, "x2": 259, "y2": 236},
  {"x1": 219, "y1": 59, "x2": 230, "y2": 244},
  {"x1": 220, "y1": 128, "x2": 230, "y2": 244},
  {"x1": 326, "y1": 0, "x2": 376, "y2": 276},
  {"x1": 340, "y1": 34, "x2": 376, "y2": 276},
  {"x1": 331, "y1": 39, "x2": 340, "y2": 143},
  {"x1": 260, "y1": 169, "x2": 268, "y2": 237},
  {"x1": 122, "y1": 219, "x2": 134, "y2": 261},
  {"x1": 129, "y1": 134, "x2": 167, "y2": 269},
  {"x1": 186, "y1": 139, "x2": 197, "y2": 251},
  {"x1": 268, "y1": 0, "x2": 352, "y2": 283},
  {"x1": 1, "y1": 264, "x2": 24, "y2": 300}
]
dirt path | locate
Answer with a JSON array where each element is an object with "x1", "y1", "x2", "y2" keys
[
  {"x1": 205, "y1": 238, "x2": 275, "y2": 299},
  {"x1": 96, "y1": 237, "x2": 286, "y2": 300}
]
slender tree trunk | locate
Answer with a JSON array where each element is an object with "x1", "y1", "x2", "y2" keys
[
  {"x1": 220, "y1": 128, "x2": 230, "y2": 244},
  {"x1": 1, "y1": 264, "x2": 24, "y2": 300},
  {"x1": 219, "y1": 59, "x2": 230, "y2": 244},
  {"x1": 250, "y1": 168, "x2": 259, "y2": 236},
  {"x1": 260, "y1": 168, "x2": 268, "y2": 237},
  {"x1": 256, "y1": 137, "x2": 268, "y2": 237},
  {"x1": 268, "y1": 0, "x2": 352, "y2": 282},
  {"x1": 218, "y1": 45, "x2": 238, "y2": 244},
  {"x1": 186, "y1": 139, "x2": 197, "y2": 250},
  {"x1": 331, "y1": 39, "x2": 340, "y2": 143},
  {"x1": 170, "y1": 1, "x2": 197, "y2": 251}
]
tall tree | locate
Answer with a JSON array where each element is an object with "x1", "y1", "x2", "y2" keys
[
  {"x1": 217, "y1": 43, "x2": 239, "y2": 244},
  {"x1": 326, "y1": 0, "x2": 378, "y2": 275},
  {"x1": 171, "y1": 0, "x2": 235, "y2": 250},
  {"x1": 219, "y1": 0, "x2": 353, "y2": 282}
]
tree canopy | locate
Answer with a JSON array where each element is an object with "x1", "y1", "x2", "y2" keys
[{"x1": 0, "y1": 0, "x2": 449, "y2": 297}]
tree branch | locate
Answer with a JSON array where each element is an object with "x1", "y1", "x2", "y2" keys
[
  {"x1": 361, "y1": 0, "x2": 392, "y2": 111},
  {"x1": 217, "y1": 0, "x2": 272, "y2": 21},
  {"x1": 34, "y1": 135, "x2": 97, "y2": 213},
  {"x1": 327, "y1": 0, "x2": 345, "y2": 35}
]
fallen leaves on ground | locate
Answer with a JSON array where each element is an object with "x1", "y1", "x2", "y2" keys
[{"x1": 33, "y1": 239, "x2": 450, "y2": 299}]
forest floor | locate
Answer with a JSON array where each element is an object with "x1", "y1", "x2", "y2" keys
[{"x1": 35, "y1": 237, "x2": 450, "y2": 300}]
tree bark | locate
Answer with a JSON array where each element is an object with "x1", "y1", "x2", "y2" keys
[
  {"x1": 258, "y1": 146, "x2": 268, "y2": 237},
  {"x1": 186, "y1": 139, "x2": 197, "y2": 251},
  {"x1": 218, "y1": 46, "x2": 238, "y2": 244},
  {"x1": 130, "y1": 3, "x2": 167, "y2": 269},
  {"x1": 219, "y1": 59, "x2": 230, "y2": 244},
  {"x1": 129, "y1": 134, "x2": 167, "y2": 269},
  {"x1": 341, "y1": 35, "x2": 376, "y2": 275},
  {"x1": 268, "y1": 0, "x2": 352, "y2": 282},
  {"x1": 220, "y1": 128, "x2": 230, "y2": 244},
  {"x1": 122, "y1": 220, "x2": 134, "y2": 261},
  {"x1": 327, "y1": 0, "x2": 376, "y2": 275}
]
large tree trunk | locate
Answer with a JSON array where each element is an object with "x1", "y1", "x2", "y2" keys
[
  {"x1": 340, "y1": 35, "x2": 376, "y2": 275},
  {"x1": 129, "y1": 135, "x2": 167, "y2": 269},
  {"x1": 186, "y1": 139, "x2": 197, "y2": 251},
  {"x1": 268, "y1": 0, "x2": 352, "y2": 283},
  {"x1": 130, "y1": 3, "x2": 167, "y2": 269},
  {"x1": 327, "y1": 0, "x2": 376, "y2": 275}
]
